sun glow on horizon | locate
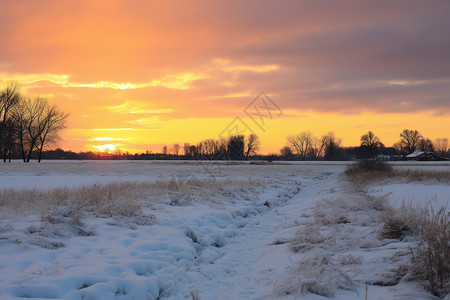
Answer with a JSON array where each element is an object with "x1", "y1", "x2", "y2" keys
[{"x1": 92, "y1": 144, "x2": 120, "y2": 153}]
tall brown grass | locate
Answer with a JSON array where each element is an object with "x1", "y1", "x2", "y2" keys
[{"x1": 409, "y1": 205, "x2": 449, "y2": 297}]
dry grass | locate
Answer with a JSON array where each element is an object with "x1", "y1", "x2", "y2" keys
[
  {"x1": 409, "y1": 204, "x2": 449, "y2": 297},
  {"x1": 274, "y1": 252, "x2": 358, "y2": 298},
  {"x1": 394, "y1": 169, "x2": 450, "y2": 183},
  {"x1": 190, "y1": 289, "x2": 200, "y2": 300},
  {"x1": 346, "y1": 168, "x2": 450, "y2": 186},
  {"x1": 282, "y1": 192, "x2": 387, "y2": 297},
  {"x1": 289, "y1": 226, "x2": 327, "y2": 253},
  {"x1": 379, "y1": 200, "x2": 449, "y2": 297},
  {"x1": 0, "y1": 181, "x2": 165, "y2": 217},
  {"x1": 346, "y1": 164, "x2": 449, "y2": 297},
  {"x1": 0, "y1": 177, "x2": 266, "y2": 218},
  {"x1": 380, "y1": 202, "x2": 424, "y2": 240},
  {"x1": 313, "y1": 194, "x2": 388, "y2": 228}
]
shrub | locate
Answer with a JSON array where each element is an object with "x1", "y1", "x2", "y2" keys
[{"x1": 345, "y1": 159, "x2": 392, "y2": 176}]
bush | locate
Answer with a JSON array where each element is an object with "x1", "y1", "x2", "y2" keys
[{"x1": 345, "y1": 159, "x2": 392, "y2": 176}]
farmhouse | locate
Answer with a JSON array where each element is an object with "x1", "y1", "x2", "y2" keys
[{"x1": 406, "y1": 150, "x2": 448, "y2": 161}]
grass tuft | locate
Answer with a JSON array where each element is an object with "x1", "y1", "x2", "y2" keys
[{"x1": 409, "y1": 204, "x2": 449, "y2": 297}]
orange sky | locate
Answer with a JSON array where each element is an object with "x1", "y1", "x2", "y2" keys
[{"x1": 1, "y1": 1, "x2": 449, "y2": 154}]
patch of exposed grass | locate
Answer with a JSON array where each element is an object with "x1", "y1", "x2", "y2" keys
[
  {"x1": 394, "y1": 169, "x2": 450, "y2": 183},
  {"x1": 0, "y1": 178, "x2": 267, "y2": 218},
  {"x1": 345, "y1": 164, "x2": 449, "y2": 186}
]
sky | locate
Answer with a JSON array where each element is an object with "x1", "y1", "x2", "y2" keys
[{"x1": 0, "y1": 0, "x2": 449, "y2": 154}]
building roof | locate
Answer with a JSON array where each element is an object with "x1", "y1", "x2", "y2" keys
[{"x1": 406, "y1": 150, "x2": 448, "y2": 160}]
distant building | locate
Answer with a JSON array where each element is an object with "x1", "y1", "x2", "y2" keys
[{"x1": 406, "y1": 150, "x2": 448, "y2": 161}]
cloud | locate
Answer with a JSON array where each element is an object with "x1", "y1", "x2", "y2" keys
[
  {"x1": 90, "y1": 137, "x2": 131, "y2": 142},
  {"x1": 92, "y1": 128, "x2": 138, "y2": 131},
  {"x1": 1, "y1": 0, "x2": 449, "y2": 152}
]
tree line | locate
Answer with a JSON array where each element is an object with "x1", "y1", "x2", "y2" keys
[
  {"x1": 30, "y1": 129, "x2": 449, "y2": 161},
  {"x1": 161, "y1": 133, "x2": 261, "y2": 160},
  {"x1": 0, "y1": 82, "x2": 68, "y2": 162},
  {"x1": 283, "y1": 130, "x2": 449, "y2": 160}
]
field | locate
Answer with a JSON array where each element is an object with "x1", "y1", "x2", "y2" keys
[{"x1": 0, "y1": 160, "x2": 449, "y2": 300}]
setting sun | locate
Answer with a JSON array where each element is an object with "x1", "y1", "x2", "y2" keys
[{"x1": 92, "y1": 144, "x2": 120, "y2": 153}]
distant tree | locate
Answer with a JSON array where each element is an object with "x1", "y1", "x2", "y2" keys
[
  {"x1": 280, "y1": 146, "x2": 293, "y2": 158},
  {"x1": 172, "y1": 143, "x2": 180, "y2": 156},
  {"x1": 245, "y1": 134, "x2": 260, "y2": 158},
  {"x1": 162, "y1": 145, "x2": 168, "y2": 156},
  {"x1": 198, "y1": 138, "x2": 219, "y2": 157},
  {"x1": 189, "y1": 145, "x2": 197, "y2": 157},
  {"x1": 418, "y1": 137, "x2": 434, "y2": 152},
  {"x1": 323, "y1": 132, "x2": 343, "y2": 161},
  {"x1": 287, "y1": 131, "x2": 313, "y2": 159},
  {"x1": 285, "y1": 131, "x2": 337, "y2": 160},
  {"x1": 309, "y1": 133, "x2": 330, "y2": 160},
  {"x1": 218, "y1": 137, "x2": 228, "y2": 160},
  {"x1": 360, "y1": 131, "x2": 383, "y2": 158},
  {"x1": 435, "y1": 138, "x2": 449, "y2": 157},
  {"x1": 183, "y1": 143, "x2": 191, "y2": 157},
  {"x1": 227, "y1": 135, "x2": 245, "y2": 159},
  {"x1": 1, "y1": 118, "x2": 16, "y2": 162},
  {"x1": 393, "y1": 142, "x2": 403, "y2": 156},
  {"x1": 399, "y1": 129, "x2": 423, "y2": 155}
]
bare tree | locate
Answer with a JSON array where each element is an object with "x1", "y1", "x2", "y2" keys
[
  {"x1": 11, "y1": 99, "x2": 27, "y2": 161},
  {"x1": 245, "y1": 134, "x2": 260, "y2": 158},
  {"x1": 0, "y1": 82, "x2": 21, "y2": 161},
  {"x1": 286, "y1": 131, "x2": 332, "y2": 160},
  {"x1": 435, "y1": 138, "x2": 449, "y2": 157},
  {"x1": 399, "y1": 129, "x2": 423, "y2": 155},
  {"x1": 162, "y1": 145, "x2": 168, "y2": 156},
  {"x1": 12, "y1": 97, "x2": 46, "y2": 162},
  {"x1": 2, "y1": 118, "x2": 16, "y2": 162},
  {"x1": 172, "y1": 143, "x2": 180, "y2": 156},
  {"x1": 360, "y1": 131, "x2": 383, "y2": 158},
  {"x1": 183, "y1": 143, "x2": 191, "y2": 157},
  {"x1": 309, "y1": 134, "x2": 330, "y2": 160},
  {"x1": 12, "y1": 96, "x2": 68, "y2": 162},
  {"x1": 418, "y1": 137, "x2": 434, "y2": 152},
  {"x1": 393, "y1": 142, "x2": 403, "y2": 156},
  {"x1": 197, "y1": 139, "x2": 218, "y2": 157},
  {"x1": 287, "y1": 131, "x2": 313, "y2": 159},
  {"x1": 35, "y1": 102, "x2": 68, "y2": 162},
  {"x1": 218, "y1": 137, "x2": 228, "y2": 159}
]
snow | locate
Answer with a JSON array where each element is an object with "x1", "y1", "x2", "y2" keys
[{"x1": 0, "y1": 160, "x2": 448, "y2": 299}]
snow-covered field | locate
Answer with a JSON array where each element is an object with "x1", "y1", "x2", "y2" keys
[{"x1": 0, "y1": 160, "x2": 448, "y2": 300}]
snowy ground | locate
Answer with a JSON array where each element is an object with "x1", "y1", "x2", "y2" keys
[{"x1": 0, "y1": 160, "x2": 448, "y2": 300}]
